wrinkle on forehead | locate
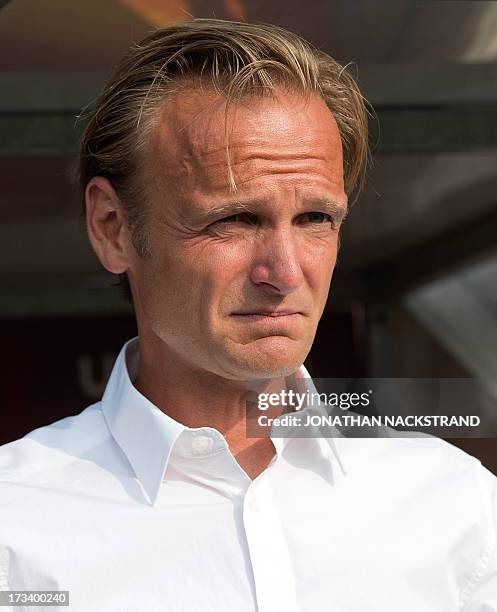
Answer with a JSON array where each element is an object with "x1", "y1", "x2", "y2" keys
[{"x1": 146, "y1": 87, "x2": 343, "y2": 194}]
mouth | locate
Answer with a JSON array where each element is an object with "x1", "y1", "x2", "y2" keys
[{"x1": 231, "y1": 310, "x2": 302, "y2": 320}]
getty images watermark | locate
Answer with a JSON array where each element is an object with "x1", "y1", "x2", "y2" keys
[{"x1": 245, "y1": 378, "x2": 497, "y2": 438}]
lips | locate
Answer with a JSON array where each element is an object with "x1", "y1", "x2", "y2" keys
[
  {"x1": 232, "y1": 309, "x2": 302, "y2": 319},
  {"x1": 232, "y1": 310, "x2": 301, "y2": 317}
]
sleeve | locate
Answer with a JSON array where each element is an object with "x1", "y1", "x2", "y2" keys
[{"x1": 460, "y1": 465, "x2": 497, "y2": 611}]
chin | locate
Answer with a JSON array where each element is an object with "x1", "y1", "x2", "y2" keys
[{"x1": 227, "y1": 336, "x2": 311, "y2": 380}]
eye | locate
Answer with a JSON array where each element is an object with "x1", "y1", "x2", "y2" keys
[
  {"x1": 213, "y1": 212, "x2": 257, "y2": 225},
  {"x1": 300, "y1": 212, "x2": 333, "y2": 224}
]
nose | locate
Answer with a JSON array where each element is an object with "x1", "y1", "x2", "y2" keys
[{"x1": 249, "y1": 228, "x2": 304, "y2": 295}]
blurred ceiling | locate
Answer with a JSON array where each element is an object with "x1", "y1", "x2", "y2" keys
[
  {"x1": 2, "y1": 0, "x2": 497, "y2": 68},
  {"x1": 0, "y1": 0, "x2": 496, "y2": 313}
]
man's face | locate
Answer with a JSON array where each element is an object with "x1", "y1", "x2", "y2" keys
[{"x1": 127, "y1": 88, "x2": 348, "y2": 380}]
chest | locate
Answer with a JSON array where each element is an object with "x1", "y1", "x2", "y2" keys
[{"x1": 2, "y1": 487, "x2": 476, "y2": 612}]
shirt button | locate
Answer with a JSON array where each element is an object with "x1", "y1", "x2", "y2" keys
[
  {"x1": 247, "y1": 496, "x2": 262, "y2": 512},
  {"x1": 191, "y1": 435, "x2": 214, "y2": 455}
]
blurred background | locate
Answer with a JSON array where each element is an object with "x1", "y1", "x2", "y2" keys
[{"x1": 1, "y1": 0, "x2": 496, "y2": 470}]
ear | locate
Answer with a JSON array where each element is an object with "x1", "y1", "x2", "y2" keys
[{"x1": 85, "y1": 177, "x2": 131, "y2": 274}]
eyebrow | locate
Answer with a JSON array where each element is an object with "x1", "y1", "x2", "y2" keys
[
  {"x1": 307, "y1": 197, "x2": 349, "y2": 224},
  {"x1": 188, "y1": 197, "x2": 349, "y2": 226}
]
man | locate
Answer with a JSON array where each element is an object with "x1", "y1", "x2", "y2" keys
[{"x1": 0, "y1": 18, "x2": 495, "y2": 611}]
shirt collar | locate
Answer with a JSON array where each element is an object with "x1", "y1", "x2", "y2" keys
[{"x1": 101, "y1": 337, "x2": 346, "y2": 506}]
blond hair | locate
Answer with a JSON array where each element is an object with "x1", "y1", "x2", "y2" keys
[{"x1": 78, "y1": 18, "x2": 369, "y2": 292}]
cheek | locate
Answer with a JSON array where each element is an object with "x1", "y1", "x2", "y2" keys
[
  {"x1": 131, "y1": 248, "x2": 188, "y2": 320},
  {"x1": 152, "y1": 242, "x2": 249, "y2": 317},
  {"x1": 137, "y1": 264, "x2": 176, "y2": 322},
  {"x1": 302, "y1": 236, "x2": 338, "y2": 285},
  {"x1": 203, "y1": 251, "x2": 251, "y2": 314}
]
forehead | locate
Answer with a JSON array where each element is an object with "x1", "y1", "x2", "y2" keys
[{"x1": 146, "y1": 87, "x2": 344, "y2": 193}]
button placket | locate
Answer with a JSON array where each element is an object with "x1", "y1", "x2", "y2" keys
[{"x1": 243, "y1": 473, "x2": 300, "y2": 612}]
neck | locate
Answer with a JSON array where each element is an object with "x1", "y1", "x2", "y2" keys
[{"x1": 132, "y1": 333, "x2": 292, "y2": 462}]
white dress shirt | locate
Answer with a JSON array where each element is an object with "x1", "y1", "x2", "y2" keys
[{"x1": 0, "y1": 337, "x2": 496, "y2": 611}]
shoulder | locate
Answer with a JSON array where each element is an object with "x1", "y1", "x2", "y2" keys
[
  {"x1": 401, "y1": 434, "x2": 497, "y2": 499},
  {"x1": 335, "y1": 433, "x2": 497, "y2": 509},
  {"x1": 336, "y1": 426, "x2": 491, "y2": 466},
  {"x1": 0, "y1": 403, "x2": 108, "y2": 482}
]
